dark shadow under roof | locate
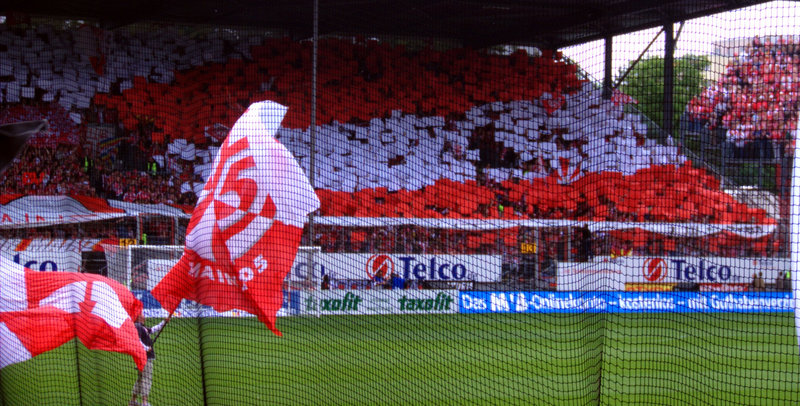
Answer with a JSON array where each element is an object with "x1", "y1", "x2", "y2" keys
[{"x1": 4, "y1": 0, "x2": 772, "y2": 48}]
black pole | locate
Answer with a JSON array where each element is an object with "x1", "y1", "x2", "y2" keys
[
  {"x1": 663, "y1": 22, "x2": 676, "y2": 138},
  {"x1": 0, "y1": 359, "x2": 4, "y2": 406},
  {"x1": 306, "y1": 0, "x2": 319, "y2": 251},
  {"x1": 602, "y1": 35, "x2": 613, "y2": 100},
  {"x1": 614, "y1": 27, "x2": 665, "y2": 90},
  {"x1": 74, "y1": 326, "x2": 84, "y2": 406}
]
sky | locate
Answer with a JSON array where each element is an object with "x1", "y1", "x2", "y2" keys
[{"x1": 562, "y1": 1, "x2": 800, "y2": 81}]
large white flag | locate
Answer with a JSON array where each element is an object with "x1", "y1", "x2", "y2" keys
[{"x1": 152, "y1": 101, "x2": 320, "y2": 336}]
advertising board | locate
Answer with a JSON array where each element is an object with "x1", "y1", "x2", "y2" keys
[
  {"x1": 625, "y1": 283, "x2": 676, "y2": 292},
  {"x1": 2, "y1": 248, "x2": 82, "y2": 272},
  {"x1": 558, "y1": 257, "x2": 790, "y2": 291},
  {"x1": 136, "y1": 289, "x2": 458, "y2": 317},
  {"x1": 300, "y1": 289, "x2": 458, "y2": 316},
  {"x1": 125, "y1": 253, "x2": 503, "y2": 286},
  {"x1": 135, "y1": 290, "x2": 300, "y2": 318},
  {"x1": 288, "y1": 253, "x2": 502, "y2": 283},
  {"x1": 459, "y1": 291, "x2": 794, "y2": 314}
]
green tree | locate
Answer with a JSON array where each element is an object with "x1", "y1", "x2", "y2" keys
[{"x1": 618, "y1": 55, "x2": 710, "y2": 136}]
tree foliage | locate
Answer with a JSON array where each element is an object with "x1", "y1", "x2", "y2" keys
[{"x1": 618, "y1": 55, "x2": 710, "y2": 135}]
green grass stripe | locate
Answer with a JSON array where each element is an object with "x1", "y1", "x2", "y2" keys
[{"x1": 1, "y1": 313, "x2": 799, "y2": 405}]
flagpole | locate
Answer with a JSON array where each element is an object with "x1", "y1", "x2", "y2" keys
[
  {"x1": 150, "y1": 311, "x2": 207, "y2": 403},
  {"x1": 151, "y1": 311, "x2": 174, "y2": 344}
]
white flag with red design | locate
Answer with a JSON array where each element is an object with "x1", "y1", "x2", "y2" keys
[
  {"x1": 0, "y1": 257, "x2": 146, "y2": 369},
  {"x1": 152, "y1": 101, "x2": 320, "y2": 336}
]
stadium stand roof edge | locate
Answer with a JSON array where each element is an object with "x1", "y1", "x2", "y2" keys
[{"x1": 3, "y1": 0, "x2": 773, "y2": 49}]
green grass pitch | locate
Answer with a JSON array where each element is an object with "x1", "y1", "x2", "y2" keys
[{"x1": 1, "y1": 312, "x2": 799, "y2": 405}]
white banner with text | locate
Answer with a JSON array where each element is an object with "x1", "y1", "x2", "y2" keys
[
  {"x1": 558, "y1": 256, "x2": 790, "y2": 291},
  {"x1": 288, "y1": 253, "x2": 503, "y2": 283}
]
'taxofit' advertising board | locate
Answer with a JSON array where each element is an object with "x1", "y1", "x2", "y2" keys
[{"x1": 301, "y1": 290, "x2": 458, "y2": 315}]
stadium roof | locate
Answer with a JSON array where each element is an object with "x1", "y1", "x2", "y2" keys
[{"x1": 4, "y1": 0, "x2": 772, "y2": 49}]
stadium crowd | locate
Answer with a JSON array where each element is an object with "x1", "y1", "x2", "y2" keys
[
  {"x1": 0, "y1": 21, "x2": 781, "y2": 260},
  {"x1": 312, "y1": 223, "x2": 777, "y2": 260},
  {"x1": 687, "y1": 35, "x2": 800, "y2": 157}
]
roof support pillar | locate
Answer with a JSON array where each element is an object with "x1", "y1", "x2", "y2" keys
[
  {"x1": 602, "y1": 35, "x2": 613, "y2": 100},
  {"x1": 306, "y1": 0, "x2": 318, "y2": 249},
  {"x1": 663, "y1": 22, "x2": 675, "y2": 136}
]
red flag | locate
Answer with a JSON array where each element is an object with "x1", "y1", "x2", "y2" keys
[
  {"x1": 0, "y1": 257, "x2": 146, "y2": 369},
  {"x1": 0, "y1": 307, "x2": 73, "y2": 368},
  {"x1": 151, "y1": 101, "x2": 320, "y2": 336}
]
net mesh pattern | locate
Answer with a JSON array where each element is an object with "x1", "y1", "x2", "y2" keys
[{"x1": 0, "y1": 2, "x2": 799, "y2": 405}]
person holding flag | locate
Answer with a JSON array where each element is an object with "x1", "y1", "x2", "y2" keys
[
  {"x1": 151, "y1": 100, "x2": 320, "y2": 336},
  {"x1": 129, "y1": 314, "x2": 166, "y2": 406}
]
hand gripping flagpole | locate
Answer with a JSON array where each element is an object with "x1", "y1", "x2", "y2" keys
[{"x1": 151, "y1": 310, "x2": 174, "y2": 344}]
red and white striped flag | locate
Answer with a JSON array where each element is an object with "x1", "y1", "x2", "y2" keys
[
  {"x1": 0, "y1": 257, "x2": 146, "y2": 369},
  {"x1": 151, "y1": 101, "x2": 320, "y2": 336},
  {"x1": 0, "y1": 307, "x2": 73, "y2": 368}
]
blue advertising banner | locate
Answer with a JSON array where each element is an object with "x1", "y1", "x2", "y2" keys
[
  {"x1": 459, "y1": 291, "x2": 795, "y2": 314},
  {"x1": 134, "y1": 290, "x2": 300, "y2": 318}
]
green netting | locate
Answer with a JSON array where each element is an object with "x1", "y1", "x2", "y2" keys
[{"x1": 1, "y1": 2, "x2": 800, "y2": 405}]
